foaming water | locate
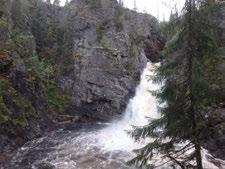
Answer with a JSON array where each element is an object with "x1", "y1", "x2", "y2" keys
[
  {"x1": 98, "y1": 62, "x2": 160, "y2": 152},
  {"x1": 5, "y1": 62, "x2": 225, "y2": 169}
]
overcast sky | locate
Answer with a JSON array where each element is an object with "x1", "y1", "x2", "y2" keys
[
  {"x1": 122, "y1": 0, "x2": 185, "y2": 21},
  {"x1": 59, "y1": 0, "x2": 185, "y2": 21}
]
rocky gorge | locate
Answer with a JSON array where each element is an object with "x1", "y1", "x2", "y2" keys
[
  {"x1": 0, "y1": 0, "x2": 164, "y2": 166},
  {"x1": 1, "y1": 0, "x2": 225, "y2": 168}
]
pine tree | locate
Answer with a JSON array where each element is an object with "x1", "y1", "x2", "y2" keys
[
  {"x1": 118, "y1": 0, "x2": 124, "y2": 7},
  {"x1": 128, "y1": 0, "x2": 222, "y2": 168},
  {"x1": 133, "y1": 0, "x2": 137, "y2": 11},
  {"x1": 53, "y1": 0, "x2": 60, "y2": 6},
  {"x1": 65, "y1": 0, "x2": 69, "y2": 6},
  {"x1": 11, "y1": 0, "x2": 24, "y2": 30},
  {"x1": 46, "y1": 0, "x2": 51, "y2": 5}
]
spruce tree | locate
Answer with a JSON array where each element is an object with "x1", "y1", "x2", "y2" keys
[
  {"x1": 46, "y1": 0, "x2": 51, "y2": 5},
  {"x1": 133, "y1": 0, "x2": 137, "y2": 11},
  {"x1": 128, "y1": 0, "x2": 222, "y2": 168},
  {"x1": 65, "y1": 0, "x2": 69, "y2": 6},
  {"x1": 11, "y1": 0, "x2": 24, "y2": 30},
  {"x1": 118, "y1": 0, "x2": 124, "y2": 7},
  {"x1": 53, "y1": 0, "x2": 60, "y2": 6}
]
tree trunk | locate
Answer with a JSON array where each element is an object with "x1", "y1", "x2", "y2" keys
[
  {"x1": 186, "y1": 0, "x2": 203, "y2": 168},
  {"x1": 195, "y1": 143, "x2": 203, "y2": 169}
]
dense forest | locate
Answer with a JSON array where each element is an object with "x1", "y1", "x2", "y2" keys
[{"x1": 0, "y1": 0, "x2": 225, "y2": 169}]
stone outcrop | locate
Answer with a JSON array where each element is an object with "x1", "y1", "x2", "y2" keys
[{"x1": 57, "y1": 0, "x2": 164, "y2": 121}]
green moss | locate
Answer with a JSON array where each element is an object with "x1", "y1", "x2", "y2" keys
[
  {"x1": 96, "y1": 24, "x2": 105, "y2": 42},
  {"x1": 125, "y1": 62, "x2": 135, "y2": 71},
  {"x1": 115, "y1": 6, "x2": 124, "y2": 31},
  {"x1": 129, "y1": 30, "x2": 144, "y2": 45},
  {"x1": 0, "y1": 96, "x2": 11, "y2": 124},
  {"x1": 96, "y1": 20, "x2": 110, "y2": 42},
  {"x1": 0, "y1": 77, "x2": 32, "y2": 126},
  {"x1": 0, "y1": 17, "x2": 9, "y2": 50},
  {"x1": 46, "y1": 82, "x2": 70, "y2": 113},
  {"x1": 100, "y1": 36, "x2": 112, "y2": 49},
  {"x1": 26, "y1": 54, "x2": 54, "y2": 82},
  {"x1": 0, "y1": 78, "x2": 6, "y2": 91},
  {"x1": 0, "y1": 17, "x2": 7, "y2": 31},
  {"x1": 15, "y1": 35, "x2": 34, "y2": 46},
  {"x1": 14, "y1": 34, "x2": 36, "y2": 58}
]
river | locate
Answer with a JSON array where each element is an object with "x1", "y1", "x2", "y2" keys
[{"x1": 4, "y1": 63, "x2": 225, "y2": 169}]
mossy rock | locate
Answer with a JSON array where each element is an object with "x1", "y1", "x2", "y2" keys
[
  {"x1": 0, "y1": 18, "x2": 9, "y2": 46},
  {"x1": 0, "y1": 77, "x2": 34, "y2": 126}
]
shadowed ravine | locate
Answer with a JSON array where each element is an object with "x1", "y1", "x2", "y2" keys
[{"x1": 4, "y1": 63, "x2": 225, "y2": 169}]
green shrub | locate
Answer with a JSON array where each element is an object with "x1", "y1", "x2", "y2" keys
[
  {"x1": 0, "y1": 96, "x2": 11, "y2": 124},
  {"x1": 46, "y1": 82, "x2": 70, "y2": 113},
  {"x1": 26, "y1": 54, "x2": 54, "y2": 81},
  {"x1": 96, "y1": 24, "x2": 105, "y2": 42},
  {"x1": 100, "y1": 36, "x2": 112, "y2": 49},
  {"x1": 0, "y1": 78, "x2": 31, "y2": 126},
  {"x1": 0, "y1": 18, "x2": 9, "y2": 48},
  {"x1": 0, "y1": 18, "x2": 8, "y2": 34},
  {"x1": 115, "y1": 6, "x2": 124, "y2": 31},
  {"x1": 96, "y1": 20, "x2": 109, "y2": 42},
  {"x1": 14, "y1": 34, "x2": 36, "y2": 58}
]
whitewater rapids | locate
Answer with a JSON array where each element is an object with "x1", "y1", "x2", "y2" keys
[{"x1": 4, "y1": 63, "x2": 225, "y2": 169}]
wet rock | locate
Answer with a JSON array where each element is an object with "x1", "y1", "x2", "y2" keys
[
  {"x1": 205, "y1": 107, "x2": 225, "y2": 160},
  {"x1": 34, "y1": 162, "x2": 56, "y2": 169}
]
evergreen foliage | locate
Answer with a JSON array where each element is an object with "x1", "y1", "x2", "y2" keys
[
  {"x1": 0, "y1": 78, "x2": 34, "y2": 126},
  {"x1": 128, "y1": 0, "x2": 223, "y2": 168},
  {"x1": 46, "y1": 82, "x2": 70, "y2": 113},
  {"x1": 118, "y1": 0, "x2": 124, "y2": 7},
  {"x1": 96, "y1": 21, "x2": 108, "y2": 42},
  {"x1": 0, "y1": 0, "x2": 71, "y2": 128},
  {"x1": 159, "y1": 13, "x2": 182, "y2": 41},
  {"x1": 115, "y1": 5, "x2": 125, "y2": 31},
  {"x1": 65, "y1": 0, "x2": 69, "y2": 6},
  {"x1": 46, "y1": 0, "x2": 51, "y2": 5},
  {"x1": 53, "y1": 0, "x2": 60, "y2": 6},
  {"x1": 11, "y1": 0, "x2": 28, "y2": 32},
  {"x1": 26, "y1": 54, "x2": 54, "y2": 82}
]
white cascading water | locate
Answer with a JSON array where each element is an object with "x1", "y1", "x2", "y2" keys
[
  {"x1": 97, "y1": 62, "x2": 225, "y2": 169},
  {"x1": 98, "y1": 62, "x2": 160, "y2": 152},
  {"x1": 7, "y1": 62, "x2": 225, "y2": 169}
]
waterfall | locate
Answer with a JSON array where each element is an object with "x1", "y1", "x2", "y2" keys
[
  {"x1": 97, "y1": 62, "x2": 225, "y2": 169},
  {"x1": 98, "y1": 62, "x2": 160, "y2": 151},
  {"x1": 7, "y1": 62, "x2": 225, "y2": 169}
]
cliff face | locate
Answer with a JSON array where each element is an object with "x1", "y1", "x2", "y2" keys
[
  {"x1": 57, "y1": 0, "x2": 164, "y2": 120},
  {"x1": 0, "y1": 0, "x2": 55, "y2": 163},
  {"x1": 0, "y1": 0, "x2": 164, "y2": 163}
]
